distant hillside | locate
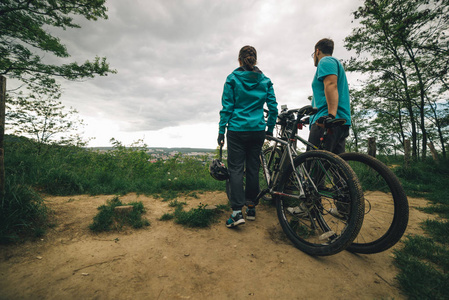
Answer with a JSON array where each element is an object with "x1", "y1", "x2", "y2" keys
[{"x1": 88, "y1": 147, "x2": 217, "y2": 154}]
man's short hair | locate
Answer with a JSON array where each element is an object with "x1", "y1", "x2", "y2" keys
[{"x1": 315, "y1": 38, "x2": 334, "y2": 55}]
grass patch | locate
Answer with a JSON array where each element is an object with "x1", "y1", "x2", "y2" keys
[
  {"x1": 422, "y1": 220, "x2": 449, "y2": 245},
  {"x1": 89, "y1": 196, "x2": 150, "y2": 232},
  {"x1": 156, "y1": 190, "x2": 180, "y2": 202},
  {"x1": 0, "y1": 178, "x2": 49, "y2": 244},
  {"x1": 186, "y1": 191, "x2": 201, "y2": 199},
  {"x1": 396, "y1": 235, "x2": 449, "y2": 272},
  {"x1": 393, "y1": 158, "x2": 449, "y2": 299},
  {"x1": 173, "y1": 203, "x2": 228, "y2": 228},
  {"x1": 4, "y1": 135, "x2": 225, "y2": 197},
  {"x1": 159, "y1": 213, "x2": 174, "y2": 221},
  {"x1": 3, "y1": 135, "x2": 224, "y2": 241},
  {"x1": 168, "y1": 199, "x2": 187, "y2": 208},
  {"x1": 394, "y1": 249, "x2": 449, "y2": 299}
]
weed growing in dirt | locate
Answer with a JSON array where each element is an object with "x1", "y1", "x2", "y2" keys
[
  {"x1": 173, "y1": 204, "x2": 229, "y2": 228},
  {"x1": 186, "y1": 191, "x2": 201, "y2": 199},
  {"x1": 89, "y1": 196, "x2": 150, "y2": 232},
  {"x1": 168, "y1": 199, "x2": 187, "y2": 208},
  {"x1": 159, "y1": 213, "x2": 174, "y2": 221}
]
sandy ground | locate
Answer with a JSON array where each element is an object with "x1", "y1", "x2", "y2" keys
[{"x1": 0, "y1": 191, "x2": 433, "y2": 300}]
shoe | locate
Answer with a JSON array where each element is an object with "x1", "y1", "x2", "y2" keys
[
  {"x1": 226, "y1": 212, "x2": 245, "y2": 228},
  {"x1": 246, "y1": 206, "x2": 256, "y2": 221},
  {"x1": 329, "y1": 207, "x2": 345, "y2": 219},
  {"x1": 287, "y1": 203, "x2": 309, "y2": 217}
]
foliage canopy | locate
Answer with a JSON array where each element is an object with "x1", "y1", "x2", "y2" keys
[
  {"x1": 0, "y1": 0, "x2": 116, "y2": 82},
  {"x1": 344, "y1": 0, "x2": 449, "y2": 159}
]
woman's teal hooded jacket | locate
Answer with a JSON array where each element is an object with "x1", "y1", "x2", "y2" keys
[{"x1": 219, "y1": 66, "x2": 278, "y2": 134}]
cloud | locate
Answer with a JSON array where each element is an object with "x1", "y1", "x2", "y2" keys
[{"x1": 37, "y1": 0, "x2": 362, "y2": 147}]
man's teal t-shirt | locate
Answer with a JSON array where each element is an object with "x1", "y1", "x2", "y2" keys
[{"x1": 310, "y1": 56, "x2": 351, "y2": 126}]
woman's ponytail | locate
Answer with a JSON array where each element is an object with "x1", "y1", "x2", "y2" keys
[{"x1": 238, "y1": 46, "x2": 257, "y2": 70}]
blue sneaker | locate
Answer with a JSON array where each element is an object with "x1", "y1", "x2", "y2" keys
[
  {"x1": 226, "y1": 212, "x2": 245, "y2": 228},
  {"x1": 246, "y1": 206, "x2": 256, "y2": 221}
]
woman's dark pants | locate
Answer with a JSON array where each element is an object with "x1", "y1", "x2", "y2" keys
[{"x1": 226, "y1": 130, "x2": 265, "y2": 211}]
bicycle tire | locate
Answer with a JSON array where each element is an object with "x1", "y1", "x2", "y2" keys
[
  {"x1": 276, "y1": 150, "x2": 364, "y2": 256},
  {"x1": 340, "y1": 153, "x2": 409, "y2": 254},
  {"x1": 259, "y1": 147, "x2": 282, "y2": 202}
]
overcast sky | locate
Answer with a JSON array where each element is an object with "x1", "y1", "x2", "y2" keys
[{"x1": 26, "y1": 0, "x2": 364, "y2": 148}]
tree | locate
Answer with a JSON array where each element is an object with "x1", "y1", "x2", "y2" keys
[
  {"x1": 344, "y1": 0, "x2": 449, "y2": 160},
  {"x1": 347, "y1": 89, "x2": 371, "y2": 152},
  {"x1": 6, "y1": 75, "x2": 86, "y2": 154},
  {"x1": 0, "y1": 0, "x2": 116, "y2": 195},
  {"x1": 0, "y1": 0, "x2": 115, "y2": 82}
]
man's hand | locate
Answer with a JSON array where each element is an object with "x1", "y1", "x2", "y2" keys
[
  {"x1": 316, "y1": 113, "x2": 335, "y2": 129},
  {"x1": 217, "y1": 133, "x2": 225, "y2": 146}
]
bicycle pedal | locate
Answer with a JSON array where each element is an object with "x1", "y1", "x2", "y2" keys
[{"x1": 319, "y1": 231, "x2": 336, "y2": 240}]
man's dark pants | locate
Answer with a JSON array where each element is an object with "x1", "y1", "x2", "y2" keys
[{"x1": 308, "y1": 124, "x2": 350, "y2": 154}]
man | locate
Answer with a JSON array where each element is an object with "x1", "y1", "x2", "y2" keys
[
  {"x1": 308, "y1": 38, "x2": 351, "y2": 154},
  {"x1": 287, "y1": 39, "x2": 351, "y2": 218}
]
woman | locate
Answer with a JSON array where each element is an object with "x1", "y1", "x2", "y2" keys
[{"x1": 218, "y1": 45, "x2": 278, "y2": 228}]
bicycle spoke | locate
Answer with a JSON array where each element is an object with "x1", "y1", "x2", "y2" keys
[{"x1": 276, "y1": 151, "x2": 364, "y2": 255}]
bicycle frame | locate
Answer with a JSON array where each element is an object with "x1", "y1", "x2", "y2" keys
[
  {"x1": 258, "y1": 105, "x2": 336, "y2": 204},
  {"x1": 260, "y1": 135, "x2": 306, "y2": 199},
  {"x1": 257, "y1": 108, "x2": 319, "y2": 203}
]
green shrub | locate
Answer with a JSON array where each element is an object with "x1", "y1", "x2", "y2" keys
[
  {"x1": 159, "y1": 213, "x2": 174, "y2": 221},
  {"x1": 4, "y1": 135, "x2": 225, "y2": 197},
  {"x1": 173, "y1": 204, "x2": 227, "y2": 228},
  {"x1": 0, "y1": 178, "x2": 49, "y2": 244},
  {"x1": 89, "y1": 196, "x2": 150, "y2": 232}
]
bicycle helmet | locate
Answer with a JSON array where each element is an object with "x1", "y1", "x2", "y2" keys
[{"x1": 209, "y1": 158, "x2": 229, "y2": 181}]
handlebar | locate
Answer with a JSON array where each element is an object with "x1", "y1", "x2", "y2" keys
[
  {"x1": 324, "y1": 118, "x2": 346, "y2": 128},
  {"x1": 264, "y1": 104, "x2": 346, "y2": 140},
  {"x1": 264, "y1": 105, "x2": 317, "y2": 120}
]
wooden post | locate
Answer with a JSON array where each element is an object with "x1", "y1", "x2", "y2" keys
[
  {"x1": 427, "y1": 142, "x2": 439, "y2": 163},
  {"x1": 404, "y1": 139, "x2": 411, "y2": 168},
  {"x1": 0, "y1": 76, "x2": 6, "y2": 197},
  {"x1": 114, "y1": 205, "x2": 134, "y2": 215},
  {"x1": 367, "y1": 137, "x2": 376, "y2": 157}
]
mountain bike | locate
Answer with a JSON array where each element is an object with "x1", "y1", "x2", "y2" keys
[
  {"x1": 263, "y1": 104, "x2": 409, "y2": 254},
  {"x1": 256, "y1": 105, "x2": 365, "y2": 256}
]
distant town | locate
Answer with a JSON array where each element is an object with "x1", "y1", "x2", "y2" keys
[{"x1": 89, "y1": 147, "x2": 223, "y2": 163}]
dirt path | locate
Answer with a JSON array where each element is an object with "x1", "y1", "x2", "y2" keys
[{"x1": 0, "y1": 192, "x2": 432, "y2": 299}]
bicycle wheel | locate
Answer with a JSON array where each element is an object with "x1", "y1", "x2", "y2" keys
[
  {"x1": 276, "y1": 150, "x2": 364, "y2": 256},
  {"x1": 339, "y1": 153, "x2": 409, "y2": 254},
  {"x1": 259, "y1": 147, "x2": 282, "y2": 202}
]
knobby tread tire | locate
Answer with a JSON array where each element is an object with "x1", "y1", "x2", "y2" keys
[
  {"x1": 340, "y1": 153, "x2": 409, "y2": 254},
  {"x1": 276, "y1": 150, "x2": 364, "y2": 256}
]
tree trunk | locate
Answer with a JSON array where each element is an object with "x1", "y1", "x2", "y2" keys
[
  {"x1": 368, "y1": 137, "x2": 376, "y2": 157},
  {"x1": 430, "y1": 99, "x2": 447, "y2": 159},
  {"x1": 427, "y1": 142, "x2": 439, "y2": 163},
  {"x1": 404, "y1": 139, "x2": 411, "y2": 168},
  {"x1": 406, "y1": 104, "x2": 418, "y2": 160},
  {"x1": 0, "y1": 76, "x2": 6, "y2": 197}
]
